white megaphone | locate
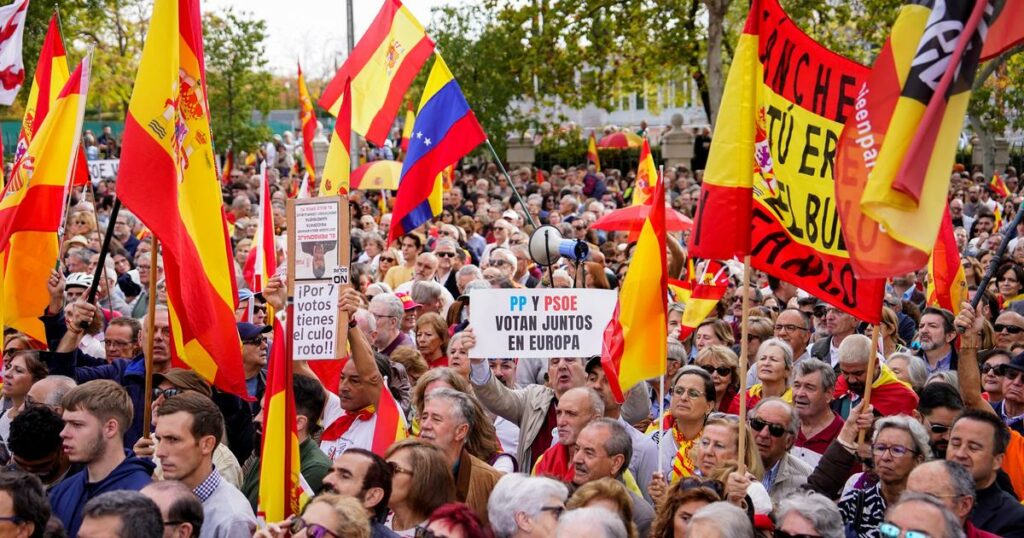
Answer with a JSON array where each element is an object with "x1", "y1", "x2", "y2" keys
[{"x1": 528, "y1": 225, "x2": 589, "y2": 267}]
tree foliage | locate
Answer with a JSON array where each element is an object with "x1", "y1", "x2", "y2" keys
[{"x1": 203, "y1": 9, "x2": 274, "y2": 154}]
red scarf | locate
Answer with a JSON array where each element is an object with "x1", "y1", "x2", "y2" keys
[
  {"x1": 321, "y1": 405, "x2": 374, "y2": 442},
  {"x1": 534, "y1": 443, "x2": 574, "y2": 483}
]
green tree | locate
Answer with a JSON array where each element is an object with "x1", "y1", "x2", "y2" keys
[{"x1": 203, "y1": 8, "x2": 274, "y2": 154}]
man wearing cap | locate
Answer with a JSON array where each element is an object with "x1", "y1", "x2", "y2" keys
[
  {"x1": 394, "y1": 291, "x2": 421, "y2": 341},
  {"x1": 992, "y1": 352, "x2": 1024, "y2": 436},
  {"x1": 238, "y1": 322, "x2": 272, "y2": 406}
]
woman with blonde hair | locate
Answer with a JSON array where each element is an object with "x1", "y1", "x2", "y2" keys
[
  {"x1": 728, "y1": 338, "x2": 793, "y2": 414},
  {"x1": 374, "y1": 247, "x2": 403, "y2": 282},
  {"x1": 694, "y1": 345, "x2": 740, "y2": 413},
  {"x1": 255, "y1": 493, "x2": 371, "y2": 538},
  {"x1": 880, "y1": 306, "x2": 909, "y2": 357},
  {"x1": 384, "y1": 439, "x2": 456, "y2": 536},
  {"x1": 565, "y1": 477, "x2": 638, "y2": 538},
  {"x1": 415, "y1": 312, "x2": 449, "y2": 368},
  {"x1": 390, "y1": 347, "x2": 428, "y2": 386}
]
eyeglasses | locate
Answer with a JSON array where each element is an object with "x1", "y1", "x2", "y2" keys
[
  {"x1": 982, "y1": 363, "x2": 1007, "y2": 376},
  {"x1": 1005, "y1": 368, "x2": 1024, "y2": 382},
  {"x1": 677, "y1": 477, "x2": 725, "y2": 497},
  {"x1": 879, "y1": 522, "x2": 932, "y2": 538},
  {"x1": 490, "y1": 259, "x2": 511, "y2": 267},
  {"x1": 242, "y1": 335, "x2": 266, "y2": 346},
  {"x1": 539, "y1": 505, "x2": 565, "y2": 519},
  {"x1": 436, "y1": 252, "x2": 457, "y2": 258},
  {"x1": 105, "y1": 339, "x2": 135, "y2": 349},
  {"x1": 774, "y1": 324, "x2": 808, "y2": 333},
  {"x1": 288, "y1": 517, "x2": 339, "y2": 538},
  {"x1": 152, "y1": 387, "x2": 183, "y2": 400},
  {"x1": 871, "y1": 443, "x2": 917, "y2": 458},
  {"x1": 389, "y1": 461, "x2": 414, "y2": 475},
  {"x1": 749, "y1": 418, "x2": 789, "y2": 437},
  {"x1": 994, "y1": 323, "x2": 1024, "y2": 334},
  {"x1": 671, "y1": 387, "x2": 705, "y2": 399},
  {"x1": 699, "y1": 365, "x2": 732, "y2": 377},
  {"x1": 774, "y1": 530, "x2": 822, "y2": 538},
  {"x1": 0, "y1": 516, "x2": 23, "y2": 525}
]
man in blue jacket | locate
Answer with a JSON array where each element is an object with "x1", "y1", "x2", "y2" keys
[{"x1": 49, "y1": 380, "x2": 154, "y2": 537}]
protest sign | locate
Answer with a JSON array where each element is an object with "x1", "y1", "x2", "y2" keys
[
  {"x1": 87, "y1": 159, "x2": 119, "y2": 184},
  {"x1": 468, "y1": 288, "x2": 617, "y2": 359},
  {"x1": 287, "y1": 196, "x2": 350, "y2": 360}
]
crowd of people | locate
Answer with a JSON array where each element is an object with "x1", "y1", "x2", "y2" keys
[{"x1": 3, "y1": 124, "x2": 1024, "y2": 538}]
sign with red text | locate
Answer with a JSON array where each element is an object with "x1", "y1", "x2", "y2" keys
[{"x1": 468, "y1": 288, "x2": 617, "y2": 359}]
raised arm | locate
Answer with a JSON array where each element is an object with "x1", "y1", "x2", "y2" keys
[
  {"x1": 339, "y1": 287, "x2": 382, "y2": 406},
  {"x1": 953, "y1": 302, "x2": 997, "y2": 416}
]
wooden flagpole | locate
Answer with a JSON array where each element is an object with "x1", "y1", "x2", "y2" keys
[
  {"x1": 736, "y1": 255, "x2": 752, "y2": 473},
  {"x1": 142, "y1": 236, "x2": 159, "y2": 438},
  {"x1": 857, "y1": 323, "x2": 881, "y2": 445}
]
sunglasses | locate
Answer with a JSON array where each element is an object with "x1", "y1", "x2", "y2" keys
[
  {"x1": 152, "y1": 387, "x2": 183, "y2": 400},
  {"x1": 242, "y1": 336, "x2": 266, "y2": 346},
  {"x1": 699, "y1": 365, "x2": 732, "y2": 377},
  {"x1": 436, "y1": 252, "x2": 457, "y2": 258},
  {"x1": 749, "y1": 418, "x2": 788, "y2": 437},
  {"x1": 926, "y1": 422, "x2": 951, "y2": 435},
  {"x1": 1006, "y1": 368, "x2": 1024, "y2": 383},
  {"x1": 994, "y1": 323, "x2": 1024, "y2": 334},
  {"x1": 288, "y1": 517, "x2": 339, "y2": 538},
  {"x1": 981, "y1": 363, "x2": 1007, "y2": 375},
  {"x1": 379, "y1": 257, "x2": 396, "y2": 263},
  {"x1": 879, "y1": 522, "x2": 931, "y2": 538}
]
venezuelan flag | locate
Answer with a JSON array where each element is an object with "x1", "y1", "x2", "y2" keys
[
  {"x1": 258, "y1": 317, "x2": 307, "y2": 521},
  {"x1": 387, "y1": 56, "x2": 486, "y2": 245},
  {"x1": 297, "y1": 63, "x2": 317, "y2": 182},
  {"x1": 602, "y1": 178, "x2": 667, "y2": 403},
  {"x1": 116, "y1": 0, "x2": 248, "y2": 399},
  {"x1": 587, "y1": 131, "x2": 601, "y2": 172},
  {"x1": 0, "y1": 57, "x2": 90, "y2": 343},
  {"x1": 319, "y1": 76, "x2": 352, "y2": 196},
  {"x1": 319, "y1": 0, "x2": 434, "y2": 146}
]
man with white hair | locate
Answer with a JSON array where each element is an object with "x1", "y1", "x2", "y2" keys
[
  {"x1": 456, "y1": 265, "x2": 484, "y2": 295},
  {"x1": 368, "y1": 294, "x2": 414, "y2": 356},
  {"x1": 434, "y1": 238, "x2": 461, "y2": 297},
  {"x1": 556, "y1": 507, "x2": 627, "y2": 538},
  {"x1": 484, "y1": 218, "x2": 516, "y2": 259},
  {"x1": 832, "y1": 334, "x2": 919, "y2": 420},
  {"x1": 488, "y1": 248, "x2": 519, "y2": 283},
  {"x1": 488, "y1": 474, "x2": 567, "y2": 538},
  {"x1": 533, "y1": 387, "x2": 604, "y2": 482}
]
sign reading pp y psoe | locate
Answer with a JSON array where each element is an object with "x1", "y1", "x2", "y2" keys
[{"x1": 469, "y1": 289, "x2": 617, "y2": 359}]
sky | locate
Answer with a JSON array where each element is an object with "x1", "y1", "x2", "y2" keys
[{"x1": 203, "y1": 0, "x2": 457, "y2": 79}]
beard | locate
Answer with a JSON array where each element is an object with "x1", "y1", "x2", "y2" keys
[{"x1": 80, "y1": 429, "x2": 106, "y2": 462}]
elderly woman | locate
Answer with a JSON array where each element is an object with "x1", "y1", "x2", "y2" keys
[
  {"x1": 487, "y1": 474, "x2": 567, "y2": 538},
  {"x1": 256, "y1": 494, "x2": 371, "y2": 538},
  {"x1": 775, "y1": 491, "x2": 844, "y2": 538},
  {"x1": 729, "y1": 338, "x2": 793, "y2": 414},
  {"x1": 647, "y1": 366, "x2": 715, "y2": 481},
  {"x1": 694, "y1": 346, "x2": 740, "y2": 413},
  {"x1": 384, "y1": 439, "x2": 457, "y2": 536},
  {"x1": 650, "y1": 477, "x2": 722, "y2": 538},
  {"x1": 415, "y1": 312, "x2": 449, "y2": 368},
  {"x1": 887, "y1": 352, "x2": 928, "y2": 393},
  {"x1": 447, "y1": 331, "x2": 472, "y2": 380}
]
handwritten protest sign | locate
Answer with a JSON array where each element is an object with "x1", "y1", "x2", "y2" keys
[
  {"x1": 468, "y1": 288, "x2": 617, "y2": 359},
  {"x1": 287, "y1": 196, "x2": 350, "y2": 360},
  {"x1": 87, "y1": 159, "x2": 119, "y2": 184}
]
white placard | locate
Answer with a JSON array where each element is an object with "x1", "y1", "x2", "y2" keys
[
  {"x1": 88, "y1": 159, "x2": 119, "y2": 184},
  {"x1": 293, "y1": 281, "x2": 340, "y2": 360},
  {"x1": 468, "y1": 288, "x2": 618, "y2": 359},
  {"x1": 294, "y1": 200, "x2": 340, "y2": 281}
]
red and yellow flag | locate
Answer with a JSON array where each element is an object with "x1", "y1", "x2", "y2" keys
[
  {"x1": 926, "y1": 205, "x2": 966, "y2": 316},
  {"x1": 13, "y1": 14, "x2": 88, "y2": 188},
  {"x1": 678, "y1": 267, "x2": 730, "y2": 341},
  {"x1": 372, "y1": 375, "x2": 409, "y2": 455},
  {"x1": 0, "y1": 58, "x2": 90, "y2": 343},
  {"x1": 631, "y1": 138, "x2": 658, "y2": 206},
  {"x1": 990, "y1": 173, "x2": 1011, "y2": 199},
  {"x1": 116, "y1": 0, "x2": 248, "y2": 399},
  {"x1": 319, "y1": 77, "x2": 352, "y2": 197},
  {"x1": 258, "y1": 316, "x2": 307, "y2": 521},
  {"x1": 318, "y1": 0, "x2": 434, "y2": 146},
  {"x1": 297, "y1": 62, "x2": 317, "y2": 182},
  {"x1": 836, "y1": 0, "x2": 994, "y2": 279},
  {"x1": 400, "y1": 101, "x2": 415, "y2": 153},
  {"x1": 690, "y1": 0, "x2": 884, "y2": 323},
  {"x1": 587, "y1": 131, "x2": 601, "y2": 172},
  {"x1": 243, "y1": 163, "x2": 277, "y2": 295},
  {"x1": 602, "y1": 178, "x2": 667, "y2": 403}
]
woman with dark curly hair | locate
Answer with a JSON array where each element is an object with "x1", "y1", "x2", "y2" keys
[{"x1": 650, "y1": 478, "x2": 722, "y2": 538}]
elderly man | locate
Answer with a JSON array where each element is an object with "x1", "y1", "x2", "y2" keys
[
  {"x1": 810, "y1": 306, "x2": 859, "y2": 367},
  {"x1": 992, "y1": 310, "x2": 1024, "y2": 351},
  {"x1": 792, "y1": 359, "x2": 843, "y2": 464},
  {"x1": 418, "y1": 388, "x2": 503, "y2": 525},
  {"x1": 906, "y1": 460, "x2": 1001, "y2": 538},
  {"x1": 488, "y1": 474, "x2": 567, "y2": 538},
  {"x1": 434, "y1": 238, "x2": 462, "y2": 297},
  {"x1": 396, "y1": 252, "x2": 438, "y2": 292},
  {"x1": 774, "y1": 309, "x2": 812, "y2": 363},
  {"x1": 832, "y1": 334, "x2": 919, "y2": 420},
  {"x1": 571, "y1": 419, "x2": 654, "y2": 537},
  {"x1": 487, "y1": 248, "x2": 519, "y2": 282},
  {"x1": 511, "y1": 245, "x2": 540, "y2": 288},
  {"x1": 533, "y1": 387, "x2": 604, "y2": 482},
  {"x1": 882, "y1": 493, "x2": 970, "y2": 538},
  {"x1": 369, "y1": 293, "x2": 415, "y2": 357},
  {"x1": 728, "y1": 398, "x2": 813, "y2": 505}
]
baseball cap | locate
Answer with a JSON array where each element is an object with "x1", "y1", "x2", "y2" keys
[
  {"x1": 237, "y1": 322, "x2": 271, "y2": 341},
  {"x1": 152, "y1": 368, "x2": 212, "y2": 399},
  {"x1": 395, "y1": 291, "x2": 421, "y2": 311},
  {"x1": 502, "y1": 209, "x2": 519, "y2": 222}
]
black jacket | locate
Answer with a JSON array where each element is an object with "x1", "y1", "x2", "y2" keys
[{"x1": 973, "y1": 482, "x2": 1024, "y2": 538}]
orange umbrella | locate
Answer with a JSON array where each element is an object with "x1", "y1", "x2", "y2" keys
[
  {"x1": 597, "y1": 131, "x2": 644, "y2": 149},
  {"x1": 351, "y1": 160, "x2": 401, "y2": 190}
]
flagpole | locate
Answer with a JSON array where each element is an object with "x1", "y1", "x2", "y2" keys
[
  {"x1": 483, "y1": 138, "x2": 539, "y2": 229},
  {"x1": 857, "y1": 323, "x2": 881, "y2": 445},
  {"x1": 967, "y1": 195, "x2": 1024, "y2": 314},
  {"x1": 658, "y1": 373, "x2": 665, "y2": 474},
  {"x1": 141, "y1": 235, "x2": 159, "y2": 438},
  {"x1": 736, "y1": 255, "x2": 752, "y2": 474}
]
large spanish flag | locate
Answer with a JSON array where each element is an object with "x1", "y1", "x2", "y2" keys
[
  {"x1": 602, "y1": 178, "x2": 667, "y2": 403},
  {"x1": 689, "y1": 0, "x2": 884, "y2": 323},
  {"x1": 258, "y1": 315, "x2": 307, "y2": 522},
  {"x1": 318, "y1": 0, "x2": 434, "y2": 146},
  {"x1": 926, "y1": 206, "x2": 966, "y2": 315},
  {"x1": 587, "y1": 131, "x2": 601, "y2": 172},
  {"x1": 116, "y1": 0, "x2": 248, "y2": 399},
  {"x1": 13, "y1": 14, "x2": 89, "y2": 188},
  {"x1": 836, "y1": 0, "x2": 994, "y2": 279},
  {"x1": 318, "y1": 76, "x2": 352, "y2": 197},
  {"x1": 0, "y1": 57, "x2": 89, "y2": 343},
  {"x1": 297, "y1": 62, "x2": 317, "y2": 182}
]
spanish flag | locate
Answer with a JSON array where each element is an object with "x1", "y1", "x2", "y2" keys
[
  {"x1": 373, "y1": 376, "x2": 409, "y2": 454},
  {"x1": 990, "y1": 172, "x2": 1011, "y2": 199},
  {"x1": 257, "y1": 316, "x2": 307, "y2": 522},
  {"x1": 297, "y1": 62, "x2": 317, "y2": 182},
  {"x1": 926, "y1": 205, "x2": 966, "y2": 316},
  {"x1": 601, "y1": 177, "x2": 667, "y2": 403},
  {"x1": 0, "y1": 57, "x2": 90, "y2": 344},
  {"x1": 318, "y1": 0, "x2": 434, "y2": 146},
  {"x1": 318, "y1": 76, "x2": 352, "y2": 197},
  {"x1": 243, "y1": 164, "x2": 277, "y2": 296},
  {"x1": 116, "y1": 0, "x2": 248, "y2": 399},
  {"x1": 836, "y1": 0, "x2": 995, "y2": 279},
  {"x1": 678, "y1": 267, "x2": 730, "y2": 341},
  {"x1": 631, "y1": 138, "x2": 658, "y2": 206},
  {"x1": 13, "y1": 14, "x2": 89, "y2": 188},
  {"x1": 219, "y1": 148, "x2": 233, "y2": 186},
  {"x1": 400, "y1": 101, "x2": 415, "y2": 153},
  {"x1": 587, "y1": 131, "x2": 601, "y2": 172},
  {"x1": 388, "y1": 56, "x2": 486, "y2": 245}
]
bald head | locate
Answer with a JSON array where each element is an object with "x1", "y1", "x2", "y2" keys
[
  {"x1": 27, "y1": 375, "x2": 77, "y2": 408},
  {"x1": 838, "y1": 333, "x2": 872, "y2": 366}
]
